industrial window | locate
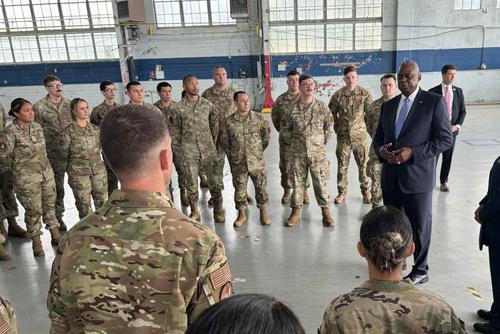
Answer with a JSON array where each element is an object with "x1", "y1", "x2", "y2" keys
[
  {"x1": 0, "y1": 0, "x2": 118, "y2": 64},
  {"x1": 0, "y1": 37, "x2": 13, "y2": 63},
  {"x1": 454, "y1": 0, "x2": 481, "y2": 9},
  {"x1": 269, "y1": 0, "x2": 382, "y2": 54},
  {"x1": 11, "y1": 35, "x2": 40, "y2": 62},
  {"x1": 38, "y1": 34, "x2": 68, "y2": 61},
  {"x1": 154, "y1": 0, "x2": 235, "y2": 27}
]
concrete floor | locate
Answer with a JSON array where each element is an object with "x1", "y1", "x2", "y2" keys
[{"x1": 0, "y1": 104, "x2": 498, "y2": 333}]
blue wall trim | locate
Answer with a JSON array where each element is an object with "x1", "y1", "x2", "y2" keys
[{"x1": 0, "y1": 47, "x2": 499, "y2": 87}]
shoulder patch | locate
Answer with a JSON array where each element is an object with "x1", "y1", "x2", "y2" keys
[
  {"x1": 210, "y1": 262, "x2": 231, "y2": 290},
  {"x1": 220, "y1": 282, "x2": 233, "y2": 300},
  {"x1": 0, "y1": 314, "x2": 10, "y2": 334}
]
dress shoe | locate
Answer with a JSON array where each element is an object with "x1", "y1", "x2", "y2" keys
[
  {"x1": 334, "y1": 194, "x2": 345, "y2": 204},
  {"x1": 473, "y1": 322, "x2": 500, "y2": 333},
  {"x1": 440, "y1": 183, "x2": 449, "y2": 192},
  {"x1": 478, "y1": 309, "x2": 500, "y2": 322},
  {"x1": 404, "y1": 272, "x2": 429, "y2": 285}
]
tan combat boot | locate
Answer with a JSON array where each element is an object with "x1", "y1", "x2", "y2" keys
[
  {"x1": 233, "y1": 209, "x2": 246, "y2": 227},
  {"x1": 50, "y1": 228, "x2": 61, "y2": 246},
  {"x1": 57, "y1": 216, "x2": 67, "y2": 231},
  {"x1": 180, "y1": 188, "x2": 189, "y2": 207},
  {"x1": 362, "y1": 192, "x2": 372, "y2": 204},
  {"x1": 281, "y1": 188, "x2": 292, "y2": 204},
  {"x1": 32, "y1": 235, "x2": 45, "y2": 257},
  {"x1": 334, "y1": 193, "x2": 345, "y2": 204},
  {"x1": 199, "y1": 174, "x2": 209, "y2": 188},
  {"x1": 321, "y1": 207, "x2": 335, "y2": 227},
  {"x1": 260, "y1": 207, "x2": 271, "y2": 225},
  {"x1": 189, "y1": 203, "x2": 201, "y2": 222},
  {"x1": 303, "y1": 191, "x2": 310, "y2": 204},
  {"x1": 285, "y1": 208, "x2": 301, "y2": 227},
  {"x1": 7, "y1": 217, "x2": 28, "y2": 238},
  {"x1": 0, "y1": 244, "x2": 11, "y2": 261},
  {"x1": 213, "y1": 197, "x2": 225, "y2": 224}
]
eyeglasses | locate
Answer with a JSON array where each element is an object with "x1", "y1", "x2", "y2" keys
[{"x1": 47, "y1": 83, "x2": 63, "y2": 88}]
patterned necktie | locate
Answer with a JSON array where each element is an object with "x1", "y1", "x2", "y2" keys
[
  {"x1": 445, "y1": 85, "x2": 452, "y2": 120},
  {"x1": 395, "y1": 97, "x2": 410, "y2": 138}
]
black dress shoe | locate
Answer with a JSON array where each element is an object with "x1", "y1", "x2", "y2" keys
[
  {"x1": 404, "y1": 272, "x2": 429, "y2": 285},
  {"x1": 478, "y1": 309, "x2": 500, "y2": 321},
  {"x1": 473, "y1": 322, "x2": 500, "y2": 333}
]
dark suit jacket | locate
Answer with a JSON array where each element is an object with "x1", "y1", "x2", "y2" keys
[
  {"x1": 479, "y1": 156, "x2": 500, "y2": 247},
  {"x1": 428, "y1": 84, "x2": 466, "y2": 127},
  {"x1": 373, "y1": 88, "x2": 453, "y2": 194}
]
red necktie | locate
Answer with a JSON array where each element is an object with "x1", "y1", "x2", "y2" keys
[{"x1": 445, "y1": 86, "x2": 452, "y2": 120}]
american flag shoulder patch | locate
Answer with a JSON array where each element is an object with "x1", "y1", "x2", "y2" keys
[
  {"x1": 0, "y1": 314, "x2": 11, "y2": 334},
  {"x1": 209, "y1": 262, "x2": 231, "y2": 290}
]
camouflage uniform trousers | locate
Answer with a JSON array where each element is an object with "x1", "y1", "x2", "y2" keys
[
  {"x1": 231, "y1": 166, "x2": 269, "y2": 209},
  {"x1": 68, "y1": 171, "x2": 108, "y2": 219},
  {"x1": 173, "y1": 153, "x2": 186, "y2": 190},
  {"x1": 184, "y1": 155, "x2": 223, "y2": 203},
  {"x1": 214, "y1": 149, "x2": 226, "y2": 190},
  {"x1": 367, "y1": 152, "x2": 383, "y2": 206},
  {"x1": 0, "y1": 170, "x2": 19, "y2": 221},
  {"x1": 47, "y1": 156, "x2": 67, "y2": 218},
  {"x1": 14, "y1": 175, "x2": 58, "y2": 238},
  {"x1": 291, "y1": 155, "x2": 330, "y2": 208},
  {"x1": 336, "y1": 135, "x2": 371, "y2": 195},
  {"x1": 280, "y1": 137, "x2": 310, "y2": 191}
]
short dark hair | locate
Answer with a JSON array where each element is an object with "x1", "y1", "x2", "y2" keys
[
  {"x1": 43, "y1": 75, "x2": 60, "y2": 87},
  {"x1": 380, "y1": 74, "x2": 396, "y2": 82},
  {"x1": 99, "y1": 80, "x2": 115, "y2": 92},
  {"x1": 182, "y1": 75, "x2": 197, "y2": 85},
  {"x1": 9, "y1": 98, "x2": 31, "y2": 117},
  {"x1": 441, "y1": 64, "x2": 457, "y2": 74},
  {"x1": 233, "y1": 91, "x2": 247, "y2": 101},
  {"x1": 125, "y1": 81, "x2": 141, "y2": 92},
  {"x1": 287, "y1": 70, "x2": 300, "y2": 77},
  {"x1": 156, "y1": 82, "x2": 172, "y2": 93},
  {"x1": 298, "y1": 74, "x2": 313, "y2": 84},
  {"x1": 343, "y1": 65, "x2": 357, "y2": 76},
  {"x1": 100, "y1": 105, "x2": 169, "y2": 179},
  {"x1": 185, "y1": 294, "x2": 306, "y2": 334},
  {"x1": 70, "y1": 98, "x2": 88, "y2": 121},
  {"x1": 360, "y1": 206, "x2": 413, "y2": 274}
]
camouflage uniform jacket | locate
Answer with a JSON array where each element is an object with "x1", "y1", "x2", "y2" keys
[
  {"x1": 202, "y1": 85, "x2": 236, "y2": 119},
  {"x1": 0, "y1": 104, "x2": 11, "y2": 173},
  {"x1": 319, "y1": 279, "x2": 466, "y2": 334},
  {"x1": 286, "y1": 98, "x2": 333, "y2": 161},
  {"x1": 271, "y1": 91, "x2": 300, "y2": 144},
  {"x1": 90, "y1": 101, "x2": 119, "y2": 126},
  {"x1": 0, "y1": 296, "x2": 16, "y2": 334},
  {"x1": 48, "y1": 190, "x2": 232, "y2": 334},
  {"x1": 221, "y1": 111, "x2": 270, "y2": 172},
  {"x1": 169, "y1": 96, "x2": 219, "y2": 161},
  {"x1": 60, "y1": 122, "x2": 106, "y2": 176},
  {"x1": 328, "y1": 85, "x2": 373, "y2": 139},
  {"x1": 365, "y1": 97, "x2": 384, "y2": 160},
  {"x1": 154, "y1": 100, "x2": 177, "y2": 125},
  {"x1": 4, "y1": 120, "x2": 53, "y2": 184},
  {"x1": 33, "y1": 95, "x2": 72, "y2": 160}
]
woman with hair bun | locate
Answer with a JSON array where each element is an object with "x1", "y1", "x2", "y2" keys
[
  {"x1": 4, "y1": 98, "x2": 60, "y2": 257},
  {"x1": 319, "y1": 206, "x2": 466, "y2": 333}
]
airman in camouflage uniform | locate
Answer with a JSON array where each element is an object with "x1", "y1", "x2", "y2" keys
[
  {"x1": 90, "y1": 81, "x2": 120, "y2": 196},
  {"x1": 33, "y1": 75, "x2": 72, "y2": 230},
  {"x1": 125, "y1": 80, "x2": 162, "y2": 114},
  {"x1": 285, "y1": 74, "x2": 335, "y2": 227},
  {"x1": 0, "y1": 296, "x2": 16, "y2": 334},
  {"x1": 48, "y1": 104, "x2": 233, "y2": 334},
  {"x1": 61, "y1": 99, "x2": 107, "y2": 219},
  {"x1": 329, "y1": 66, "x2": 373, "y2": 204},
  {"x1": 170, "y1": 75, "x2": 224, "y2": 223},
  {"x1": 220, "y1": 91, "x2": 271, "y2": 227},
  {"x1": 5, "y1": 98, "x2": 60, "y2": 257},
  {"x1": 202, "y1": 66, "x2": 236, "y2": 204},
  {"x1": 319, "y1": 279, "x2": 466, "y2": 333},
  {"x1": 271, "y1": 70, "x2": 309, "y2": 205}
]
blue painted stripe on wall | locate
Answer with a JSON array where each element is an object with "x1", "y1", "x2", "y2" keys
[{"x1": 0, "y1": 47, "x2": 498, "y2": 87}]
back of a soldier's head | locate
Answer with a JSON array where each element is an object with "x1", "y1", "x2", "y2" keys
[
  {"x1": 100, "y1": 105, "x2": 171, "y2": 182},
  {"x1": 186, "y1": 294, "x2": 306, "y2": 334},
  {"x1": 359, "y1": 206, "x2": 414, "y2": 274}
]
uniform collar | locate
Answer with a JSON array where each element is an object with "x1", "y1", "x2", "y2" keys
[
  {"x1": 106, "y1": 189, "x2": 174, "y2": 209},
  {"x1": 234, "y1": 110, "x2": 252, "y2": 121},
  {"x1": 360, "y1": 279, "x2": 414, "y2": 291}
]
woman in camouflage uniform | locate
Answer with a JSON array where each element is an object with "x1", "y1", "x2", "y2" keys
[
  {"x1": 4, "y1": 98, "x2": 60, "y2": 257},
  {"x1": 61, "y1": 98, "x2": 107, "y2": 219}
]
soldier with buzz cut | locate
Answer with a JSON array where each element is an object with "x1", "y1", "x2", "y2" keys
[
  {"x1": 47, "y1": 104, "x2": 233, "y2": 334},
  {"x1": 0, "y1": 296, "x2": 17, "y2": 333},
  {"x1": 329, "y1": 65, "x2": 373, "y2": 205},
  {"x1": 220, "y1": 91, "x2": 271, "y2": 228},
  {"x1": 285, "y1": 74, "x2": 335, "y2": 228},
  {"x1": 170, "y1": 75, "x2": 224, "y2": 223},
  {"x1": 33, "y1": 75, "x2": 72, "y2": 231},
  {"x1": 125, "y1": 80, "x2": 162, "y2": 113}
]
